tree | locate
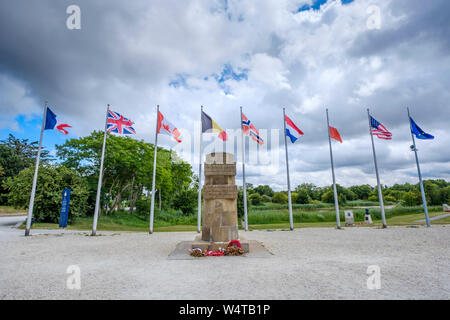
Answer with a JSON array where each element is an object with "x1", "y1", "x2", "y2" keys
[
  {"x1": 253, "y1": 185, "x2": 274, "y2": 197},
  {"x1": 56, "y1": 132, "x2": 194, "y2": 215},
  {"x1": 0, "y1": 134, "x2": 54, "y2": 205},
  {"x1": 296, "y1": 189, "x2": 311, "y2": 204},
  {"x1": 172, "y1": 186, "x2": 197, "y2": 215},
  {"x1": 295, "y1": 183, "x2": 321, "y2": 200},
  {"x1": 349, "y1": 184, "x2": 373, "y2": 200},
  {"x1": 321, "y1": 190, "x2": 335, "y2": 204},
  {"x1": 402, "y1": 191, "x2": 421, "y2": 206},
  {"x1": 3, "y1": 164, "x2": 89, "y2": 223},
  {"x1": 249, "y1": 193, "x2": 262, "y2": 206},
  {"x1": 272, "y1": 192, "x2": 288, "y2": 204}
]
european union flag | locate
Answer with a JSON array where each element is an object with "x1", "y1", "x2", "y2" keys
[{"x1": 410, "y1": 117, "x2": 434, "y2": 140}]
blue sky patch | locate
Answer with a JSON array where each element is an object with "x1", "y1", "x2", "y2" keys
[{"x1": 298, "y1": 0, "x2": 354, "y2": 12}]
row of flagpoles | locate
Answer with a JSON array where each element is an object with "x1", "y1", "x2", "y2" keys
[{"x1": 24, "y1": 102, "x2": 434, "y2": 236}]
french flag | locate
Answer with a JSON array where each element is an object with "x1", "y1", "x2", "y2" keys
[{"x1": 285, "y1": 115, "x2": 304, "y2": 143}]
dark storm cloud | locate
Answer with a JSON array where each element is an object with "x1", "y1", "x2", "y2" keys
[{"x1": 0, "y1": 0, "x2": 449, "y2": 189}]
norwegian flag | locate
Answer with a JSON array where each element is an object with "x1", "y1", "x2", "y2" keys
[
  {"x1": 370, "y1": 116, "x2": 392, "y2": 140},
  {"x1": 107, "y1": 110, "x2": 136, "y2": 134},
  {"x1": 242, "y1": 113, "x2": 264, "y2": 145}
]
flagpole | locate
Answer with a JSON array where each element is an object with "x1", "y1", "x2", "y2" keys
[
  {"x1": 149, "y1": 105, "x2": 159, "y2": 234},
  {"x1": 91, "y1": 104, "x2": 110, "y2": 236},
  {"x1": 407, "y1": 107, "x2": 431, "y2": 227},
  {"x1": 240, "y1": 106, "x2": 248, "y2": 231},
  {"x1": 25, "y1": 101, "x2": 48, "y2": 236},
  {"x1": 283, "y1": 108, "x2": 294, "y2": 231},
  {"x1": 326, "y1": 108, "x2": 341, "y2": 229},
  {"x1": 367, "y1": 108, "x2": 387, "y2": 228},
  {"x1": 197, "y1": 106, "x2": 203, "y2": 233}
]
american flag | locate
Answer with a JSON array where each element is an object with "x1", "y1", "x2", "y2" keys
[
  {"x1": 370, "y1": 115, "x2": 392, "y2": 140},
  {"x1": 107, "y1": 110, "x2": 136, "y2": 134}
]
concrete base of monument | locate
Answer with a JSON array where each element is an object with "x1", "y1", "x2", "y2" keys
[
  {"x1": 167, "y1": 238, "x2": 273, "y2": 260},
  {"x1": 190, "y1": 235, "x2": 250, "y2": 253}
]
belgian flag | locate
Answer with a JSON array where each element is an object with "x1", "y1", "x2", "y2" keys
[{"x1": 201, "y1": 111, "x2": 228, "y2": 141}]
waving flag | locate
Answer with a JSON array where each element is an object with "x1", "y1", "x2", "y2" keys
[
  {"x1": 285, "y1": 115, "x2": 304, "y2": 143},
  {"x1": 157, "y1": 111, "x2": 181, "y2": 143},
  {"x1": 107, "y1": 110, "x2": 136, "y2": 134},
  {"x1": 410, "y1": 117, "x2": 434, "y2": 140},
  {"x1": 370, "y1": 116, "x2": 392, "y2": 140},
  {"x1": 201, "y1": 111, "x2": 227, "y2": 141},
  {"x1": 44, "y1": 107, "x2": 71, "y2": 135},
  {"x1": 329, "y1": 126, "x2": 343, "y2": 143},
  {"x1": 242, "y1": 113, "x2": 264, "y2": 145}
]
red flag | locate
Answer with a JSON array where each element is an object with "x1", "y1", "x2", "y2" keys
[{"x1": 329, "y1": 126, "x2": 342, "y2": 143}]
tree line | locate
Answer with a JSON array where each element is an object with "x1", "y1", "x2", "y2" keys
[
  {"x1": 1, "y1": 133, "x2": 449, "y2": 223},
  {"x1": 1, "y1": 133, "x2": 197, "y2": 223},
  {"x1": 239, "y1": 180, "x2": 450, "y2": 210}
]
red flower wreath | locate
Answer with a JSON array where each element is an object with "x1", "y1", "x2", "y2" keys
[{"x1": 228, "y1": 240, "x2": 242, "y2": 249}]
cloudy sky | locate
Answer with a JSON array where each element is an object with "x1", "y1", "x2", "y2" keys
[{"x1": 0, "y1": 0, "x2": 449, "y2": 190}]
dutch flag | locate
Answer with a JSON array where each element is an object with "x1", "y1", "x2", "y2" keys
[{"x1": 285, "y1": 115, "x2": 304, "y2": 143}]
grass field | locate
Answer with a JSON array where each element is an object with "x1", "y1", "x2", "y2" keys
[
  {"x1": 16, "y1": 202, "x2": 448, "y2": 232},
  {"x1": 0, "y1": 206, "x2": 26, "y2": 215}
]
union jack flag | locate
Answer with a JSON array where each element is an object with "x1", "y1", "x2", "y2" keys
[
  {"x1": 370, "y1": 115, "x2": 392, "y2": 140},
  {"x1": 242, "y1": 113, "x2": 264, "y2": 145},
  {"x1": 107, "y1": 110, "x2": 136, "y2": 134}
]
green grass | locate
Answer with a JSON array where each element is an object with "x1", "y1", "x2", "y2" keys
[
  {"x1": 0, "y1": 206, "x2": 26, "y2": 215},
  {"x1": 21, "y1": 204, "x2": 448, "y2": 233}
]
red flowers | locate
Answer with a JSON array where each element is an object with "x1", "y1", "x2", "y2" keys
[{"x1": 228, "y1": 240, "x2": 242, "y2": 249}]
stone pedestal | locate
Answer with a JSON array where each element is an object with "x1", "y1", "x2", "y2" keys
[
  {"x1": 202, "y1": 152, "x2": 239, "y2": 242},
  {"x1": 190, "y1": 152, "x2": 249, "y2": 253}
]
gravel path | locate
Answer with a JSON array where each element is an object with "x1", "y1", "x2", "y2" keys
[{"x1": 0, "y1": 225, "x2": 449, "y2": 300}]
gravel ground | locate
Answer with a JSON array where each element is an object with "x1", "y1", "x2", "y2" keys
[{"x1": 0, "y1": 225, "x2": 449, "y2": 300}]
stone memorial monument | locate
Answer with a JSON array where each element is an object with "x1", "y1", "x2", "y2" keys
[
  {"x1": 364, "y1": 209, "x2": 373, "y2": 224},
  {"x1": 344, "y1": 210, "x2": 355, "y2": 226},
  {"x1": 192, "y1": 152, "x2": 249, "y2": 252}
]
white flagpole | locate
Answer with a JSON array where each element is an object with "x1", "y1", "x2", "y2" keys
[
  {"x1": 326, "y1": 108, "x2": 341, "y2": 229},
  {"x1": 283, "y1": 108, "x2": 294, "y2": 231},
  {"x1": 367, "y1": 108, "x2": 387, "y2": 228},
  {"x1": 149, "y1": 105, "x2": 159, "y2": 234},
  {"x1": 197, "y1": 106, "x2": 203, "y2": 233},
  {"x1": 240, "y1": 106, "x2": 248, "y2": 231},
  {"x1": 408, "y1": 107, "x2": 431, "y2": 227},
  {"x1": 25, "y1": 101, "x2": 48, "y2": 236},
  {"x1": 91, "y1": 104, "x2": 110, "y2": 236}
]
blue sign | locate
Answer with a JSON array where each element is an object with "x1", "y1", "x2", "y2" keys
[{"x1": 59, "y1": 189, "x2": 71, "y2": 228}]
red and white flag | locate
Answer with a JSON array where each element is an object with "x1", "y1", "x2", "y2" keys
[{"x1": 157, "y1": 111, "x2": 182, "y2": 143}]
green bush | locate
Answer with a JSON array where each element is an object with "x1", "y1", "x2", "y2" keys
[
  {"x1": 296, "y1": 189, "x2": 311, "y2": 204},
  {"x1": 261, "y1": 195, "x2": 272, "y2": 203},
  {"x1": 272, "y1": 192, "x2": 288, "y2": 204},
  {"x1": 249, "y1": 193, "x2": 262, "y2": 206},
  {"x1": 3, "y1": 164, "x2": 89, "y2": 223},
  {"x1": 402, "y1": 191, "x2": 421, "y2": 206},
  {"x1": 172, "y1": 187, "x2": 197, "y2": 215},
  {"x1": 368, "y1": 195, "x2": 377, "y2": 202}
]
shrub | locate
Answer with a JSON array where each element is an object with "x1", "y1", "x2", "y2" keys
[
  {"x1": 3, "y1": 164, "x2": 89, "y2": 223},
  {"x1": 368, "y1": 195, "x2": 378, "y2": 202},
  {"x1": 172, "y1": 187, "x2": 197, "y2": 215},
  {"x1": 272, "y1": 192, "x2": 288, "y2": 204},
  {"x1": 402, "y1": 191, "x2": 421, "y2": 206},
  {"x1": 261, "y1": 195, "x2": 272, "y2": 203},
  {"x1": 321, "y1": 190, "x2": 334, "y2": 204},
  {"x1": 384, "y1": 195, "x2": 397, "y2": 203},
  {"x1": 249, "y1": 193, "x2": 262, "y2": 206},
  {"x1": 296, "y1": 189, "x2": 311, "y2": 204}
]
